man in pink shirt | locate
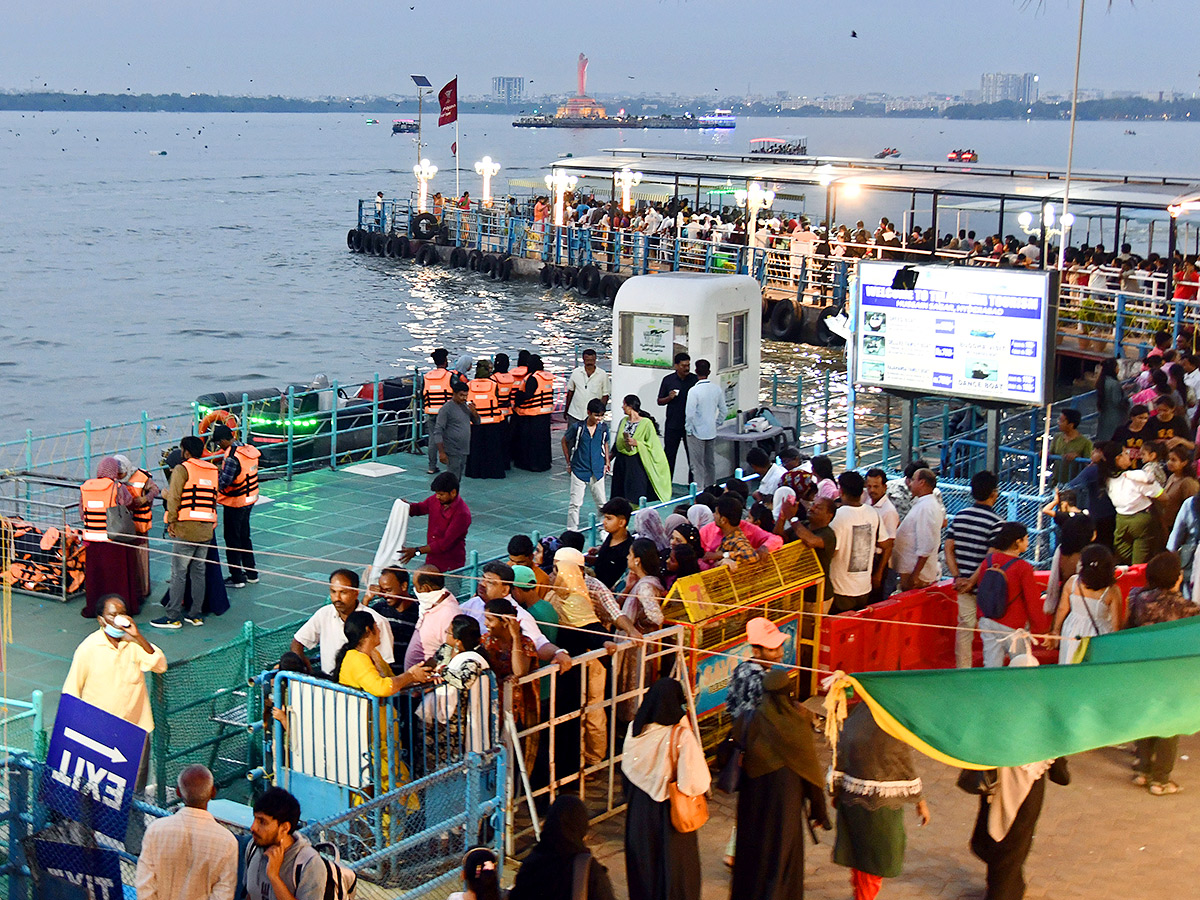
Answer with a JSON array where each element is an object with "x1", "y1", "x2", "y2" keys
[{"x1": 400, "y1": 472, "x2": 471, "y2": 572}]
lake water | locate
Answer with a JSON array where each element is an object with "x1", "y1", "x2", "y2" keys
[{"x1": 2, "y1": 111, "x2": 1197, "y2": 436}]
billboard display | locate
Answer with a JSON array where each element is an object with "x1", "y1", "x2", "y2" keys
[{"x1": 853, "y1": 262, "x2": 1057, "y2": 406}]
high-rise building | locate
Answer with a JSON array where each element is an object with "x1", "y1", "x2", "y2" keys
[
  {"x1": 980, "y1": 73, "x2": 1039, "y2": 105},
  {"x1": 491, "y1": 76, "x2": 525, "y2": 104}
]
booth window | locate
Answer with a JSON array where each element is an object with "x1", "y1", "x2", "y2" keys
[
  {"x1": 717, "y1": 312, "x2": 747, "y2": 369},
  {"x1": 618, "y1": 313, "x2": 690, "y2": 369}
]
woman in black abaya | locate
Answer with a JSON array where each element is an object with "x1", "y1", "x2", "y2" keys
[
  {"x1": 621, "y1": 678, "x2": 709, "y2": 900},
  {"x1": 509, "y1": 795, "x2": 615, "y2": 900},
  {"x1": 730, "y1": 669, "x2": 830, "y2": 900},
  {"x1": 511, "y1": 354, "x2": 553, "y2": 472}
]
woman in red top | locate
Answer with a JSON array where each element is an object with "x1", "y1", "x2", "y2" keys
[
  {"x1": 967, "y1": 522, "x2": 1053, "y2": 668},
  {"x1": 1173, "y1": 260, "x2": 1198, "y2": 301}
]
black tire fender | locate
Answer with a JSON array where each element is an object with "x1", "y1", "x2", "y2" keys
[
  {"x1": 500, "y1": 256, "x2": 515, "y2": 281},
  {"x1": 577, "y1": 264, "x2": 602, "y2": 297},
  {"x1": 467, "y1": 249, "x2": 483, "y2": 271},
  {"x1": 600, "y1": 274, "x2": 620, "y2": 305},
  {"x1": 352, "y1": 229, "x2": 366, "y2": 252},
  {"x1": 769, "y1": 299, "x2": 797, "y2": 340},
  {"x1": 481, "y1": 254, "x2": 498, "y2": 277},
  {"x1": 539, "y1": 265, "x2": 555, "y2": 287},
  {"x1": 410, "y1": 213, "x2": 438, "y2": 241},
  {"x1": 347, "y1": 229, "x2": 358, "y2": 250}
]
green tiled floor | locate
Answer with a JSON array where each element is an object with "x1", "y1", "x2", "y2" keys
[{"x1": 7, "y1": 443, "x2": 661, "y2": 708}]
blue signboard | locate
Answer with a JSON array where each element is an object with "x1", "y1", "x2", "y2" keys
[
  {"x1": 693, "y1": 618, "x2": 801, "y2": 716},
  {"x1": 40, "y1": 694, "x2": 148, "y2": 841},
  {"x1": 32, "y1": 839, "x2": 123, "y2": 900}
]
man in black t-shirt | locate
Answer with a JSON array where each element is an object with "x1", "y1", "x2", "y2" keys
[
  {"x1": 656, "y1": 352, "x2": 697, "y2": 483},
  {"x1": 589, "y1": 497, "x2": 633, "y2": 590},
  {"x1": 1151, "y1": 396, "x2": 1195, "y2": 449},
  {"x1": 366, "y1": 567, "x2": 418, "y2": 662}
]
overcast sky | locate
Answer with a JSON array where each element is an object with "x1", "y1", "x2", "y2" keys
[{"x1": 2, "y1": 1, "x2": 1192, "y2": 100}]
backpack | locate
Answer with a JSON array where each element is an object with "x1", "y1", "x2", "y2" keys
[
  {"x1": 248, "y1": 840, "x2": 357, "y2": 900},
  {"x1": 976, "y1": 553, "x2": 1019, "y2": 620}
]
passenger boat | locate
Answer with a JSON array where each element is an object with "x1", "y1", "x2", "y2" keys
[
  {"x1": 948, "y1": 149, "x2": 979, "y2": 163},
  {"x1": 697, "y1": 109, "x2": 737, "y2": 128},
  {"x1": 749, "y1": 135, "x2": 809, "y2": 155},
  {"x1": 392, "y1": 119, "x2": 418, "y2": 134},
  {"x1": 874, "y1": 147, "x2": 900, "y2": 159},
  {"x1": 365, "y1": 118, "x2": 380, "y2": 125}
]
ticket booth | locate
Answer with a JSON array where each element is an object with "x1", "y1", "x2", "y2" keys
[{"x1": 610, "y1": 273, "x2": 762, "y2": 483}]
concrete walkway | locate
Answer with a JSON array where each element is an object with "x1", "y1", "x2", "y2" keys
[{"x1": 584, "y1": 733, "x2": 1198, "y2": 900}]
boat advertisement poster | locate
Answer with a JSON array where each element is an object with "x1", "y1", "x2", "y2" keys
[
  {"x1": 852, "y1": 262, "x2": 1055, "y2": 407},
  {"x1": 629, "y1": 314, "x2": 676, "y2": 367}
]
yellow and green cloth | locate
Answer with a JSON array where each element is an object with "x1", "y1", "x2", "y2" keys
[{"x1": 825, "y1": 617, "x2": 1200, "y2": 770}]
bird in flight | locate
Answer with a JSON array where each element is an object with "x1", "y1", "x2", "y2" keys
[{"x1": 851, "y1": 30, "x2": 858, "y2": 38}]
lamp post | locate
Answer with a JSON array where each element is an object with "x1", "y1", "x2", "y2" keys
[
  {"x1": 735, "y1": 181, "x2": 775, "y2": 248},
  {"x1": 410, "y1": 74, "x2": 432, "y2": 167},
  {"x1": 1018, "y1": 203, "x2": 1075, "y2": 266},
  {"x1": 545, "y1": 171, "x2": 578, "y2": 227},
  {"x1": 414, "y1": 158, "x2": 438, "y2": 213},
  {"x1": 475, "y1": 156, "x2": 500, "y2": 208},
  {"x1": 614, "y1": 166, "x2": 643, "y2": 213}
]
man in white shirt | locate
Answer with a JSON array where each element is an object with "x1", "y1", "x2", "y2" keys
[
  {"x1": 135, "y1": 764, "x2": 237, "y2": 900},
  {"x1": 747, "y1": 447, "x2": 786, "y2": 503},
  {"x1": 563, "y1": 349, "x2": 610, "y2": 426},
  {"x1": 891, "y1": 469, "x2": 944, "y2": 591},
  {"x1": 865, "y1": 468, "x2": 899, "y2": 601},
  {"x1": 290, "y1": 569, "x2": 395, "y2": 674},
  {"x1": 457, "y1": 562, "x2": 574, "y2": 671},
  {"x1": 683, "y1": 359, "x2": 727, "y2": 490},
  {"x1": 1181, "y1": 353, "x2": 1200, "y2": 419},
  {"x1": 827, "y1": 472, "x2": 886, "y2": 613}
]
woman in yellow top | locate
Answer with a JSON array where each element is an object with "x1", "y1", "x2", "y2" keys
[
  {"x1": 334, "y1": 610, "x2": 434, "y2": 695},
  {"x1": 332, "y1": 610, "x2": 433, "y2": 799}
]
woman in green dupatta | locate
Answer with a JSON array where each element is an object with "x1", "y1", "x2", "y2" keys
[{"x1": 612, "y1": 394, "x2": 672, "y2": 504}]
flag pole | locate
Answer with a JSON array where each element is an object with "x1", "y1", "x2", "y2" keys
[{"x1": 455, "y1": 74, "x2": 460, "y2": 198}]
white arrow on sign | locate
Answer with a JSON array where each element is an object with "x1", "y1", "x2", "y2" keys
[{"x1": 63, "y1": 727, "x2": 127, "y2": 765}]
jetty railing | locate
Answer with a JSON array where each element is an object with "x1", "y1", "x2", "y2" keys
[{"x1": 359, "y1": 196, "x2": 1192, "y2": 355}]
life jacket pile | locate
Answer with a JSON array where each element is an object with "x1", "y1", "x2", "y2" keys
[
  {"x1": 3, "y1": 517, "x2": 85, "y2": 596},
  {"x1": 514, "y1": 370, "x2": 555, "y2": 416}
]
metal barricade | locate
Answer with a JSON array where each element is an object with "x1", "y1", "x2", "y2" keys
[{"x1": 502, "y1": 624, "x2": 691, "y2": 856}]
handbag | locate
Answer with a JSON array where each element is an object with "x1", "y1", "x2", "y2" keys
[
  {"x1": 667, "y1": 722, "x2": 709, "y2": 832},
  {"x1": 105, "y1": 494, "x2": 137, "y2": 540},
  {"x1": 714, "y1": 722, "x2": 746, "y2": 794}
]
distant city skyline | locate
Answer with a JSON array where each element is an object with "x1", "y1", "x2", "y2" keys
[{"x1": 2, "y1": 1, "x2": 1196, "y2": 101}]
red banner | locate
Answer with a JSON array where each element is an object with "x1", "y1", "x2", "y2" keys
[{"x1": 438, "y1": 78, "x2": 457, "y2": 127}]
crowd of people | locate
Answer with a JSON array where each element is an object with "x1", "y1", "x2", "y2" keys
[{"x1": 63, "y1": 325, "x2": 1200, "y2": 899}]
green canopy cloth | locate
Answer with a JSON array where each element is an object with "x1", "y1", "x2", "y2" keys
[
  {"x1": 825, "y1": 654, "x2": 1200, "y2": 770},
  {"x1": 1077, "y1": 616, "x2": 1200, "y2": 664}
]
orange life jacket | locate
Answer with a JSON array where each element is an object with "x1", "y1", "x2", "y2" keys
[
  {"x1": 79, "y1": 478, "x2": 118, "y2": 542},
  {"x1": 509, "y1": 365, "x2": 528, "y2": 382},
  {"x1": 490, "y1": 371, "x2": 516, "y2": 418},
  {"x1": 176, "y1": 458, "x2": 219, "y2": 524},
  {"x1": 515, "y1": 370, "x2": 556, "y2": 416},
  {"x1": 124, "y1": 468, "x2": 155, "y2": 535},
  {"x1": 468, "y1": 378, "x2": 503, "y2": 424},
  {"x1": 423, "y1": 368, "x2": 454, "y2": 415},
  {"x1": 217, "y1": 444, "x2": 261, "y2": 507}
]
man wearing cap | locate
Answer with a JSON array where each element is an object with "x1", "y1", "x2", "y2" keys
[{"x1": 723, "y1": 616, "x2": 788, "y2": 867}]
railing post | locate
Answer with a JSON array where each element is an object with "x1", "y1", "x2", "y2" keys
[
  {"x1": 84, "y1": 419, "x2": 92, "y2": 479},
  {"x1": 372, "y1": 373, "x2": 381, "y2": 460},
  {"x1": 31, "y1": 689, "x2": 45, "y2": 759},
  {"x1": 25, "y1": 428, "x2": 33, "y2": 474},
  {"x1": 822, "y1": 372, "x2": 831, "y2": 451},
  {"x1": 469, "y1": 549, "x2": 480, "y2": 578},
  {"x1": 704, "y1": 241, "x2": 714, "y2": 275},
  {"x1": 771, "y1": 373, "x2": 779, "y2": 406},
  {"x1": 241, "y1": 393, "x2": 250, "y2": 444},
  {"x1": 882, "y1": 411, "x2": 891, "y2": 470},
  {"x1": 588, "y1": 512, "x2": 598, "y2": 547},
  {"x1": 139, "y1": 411, "x2": 149, "y2": 471},
  {"x1": 1115, "y1": 293, "x2": 1126, "y2": 356},
  {"x1": 672, "y1": 237, "x2": 681, "y2": 272},
  {"x1": 286, "y1": 386, "x2": 295, "y2": 482},
  {"x1": 330, "y1": 380, "x2": 339, "y2": 470}
]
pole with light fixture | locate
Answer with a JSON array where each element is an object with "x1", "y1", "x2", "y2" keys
[
  {"x1": 414, "y1": 158, "x2": 438, "y2": 213},
  {"x1": 475, "y1": 157, "x2": 500, "y2": 208},
  {"x1": 410, "y1": 74, "x2": 432, "y2": 168},
  {"x1": 734, "y1": 181, "x2": 775, "y2": 251},
  {"x1": 1017, "y1": 203, "x2": 1075, "y2": 269},
  {"x1": 545, "y1": 170, "x2": 578, "y2": 264},
  {"x1": 614, "y1": 166, "x2": 643, "y2": 213}
]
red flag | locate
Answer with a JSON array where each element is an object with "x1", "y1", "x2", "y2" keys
[
  {"x1": 451, "y1": 141, "x2": 457, "y2": 155},
  {"x1": 438, "y1": 78, "x2": 457, "y2": 127}
]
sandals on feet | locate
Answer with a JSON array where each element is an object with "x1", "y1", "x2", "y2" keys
[
  {"x1": 1149, "y1": 781, "x2": 1181, "y2": 796},
  {"x1": 1132, "y1": 774, "x2": 1148, "y2": 787}
]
